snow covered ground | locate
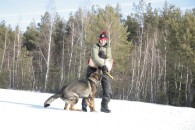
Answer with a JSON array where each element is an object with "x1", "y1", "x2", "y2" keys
[{"x1": 0, "y1": 88, "x2": 195, "y2": 130}]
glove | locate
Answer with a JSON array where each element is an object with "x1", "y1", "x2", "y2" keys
[
  {"x1": 98, "y1": 51, "x2": 107, "y2": 59},
  {"x1": 102, "y1": 65, "x2": 108, "y2": 74}
]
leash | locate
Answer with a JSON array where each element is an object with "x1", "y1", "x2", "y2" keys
[{"x1": 105, "y1": 72, "x2": 114, "y2": 79}]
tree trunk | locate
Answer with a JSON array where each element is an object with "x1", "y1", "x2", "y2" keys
[
  {"x1": 68, "y1": 28, "x2": 74, "y2": 82},
  {"x1": 60, "y1": 37, "x2": 65, "y2": 88},
  {"x1": 0, "y1": 30, "x2": 8, "y2": 72},
  {"x1": 44, "y1": 29, "x2": 52, "y2": 91}
]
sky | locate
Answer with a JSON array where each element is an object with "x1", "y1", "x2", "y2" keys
[
  {"x1": 0, "y1": 88, "x2": 195, "y2": 130},
  {"x1": 0, "y1": 0, "x2": 195, "y2": 31}
]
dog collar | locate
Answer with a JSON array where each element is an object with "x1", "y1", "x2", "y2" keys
[{"x1": 88, "y1": 77, "x2": 98, "y2": 85}]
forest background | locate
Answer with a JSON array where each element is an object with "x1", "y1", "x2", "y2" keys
[{"x1": 1, "y1": 0, "x2": 195, "y2": 107}]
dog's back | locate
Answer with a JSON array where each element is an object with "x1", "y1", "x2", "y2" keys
[{"x1": 63, "y1": 79, "x2": 91, "y2": 98}]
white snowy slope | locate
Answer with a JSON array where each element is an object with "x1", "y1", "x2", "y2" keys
[{"x1": 0, "y1": 88, "x2": 195, "y2": 130}]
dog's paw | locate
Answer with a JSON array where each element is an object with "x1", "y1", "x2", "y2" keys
[
  {"x1": 90, "y1": 109, "x2": 97, "y2": 112},
  {"x1": 44, "y1": 104, "x2": 50, "y2": 107}
]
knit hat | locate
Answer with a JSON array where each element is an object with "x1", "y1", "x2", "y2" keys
[{"x1": 99, "y1": 31, "x2": 108, "y2": 40}]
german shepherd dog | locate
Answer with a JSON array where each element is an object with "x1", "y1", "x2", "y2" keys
[{"x1": 44, "y1": 71, "x2": 101, "y2": 112}]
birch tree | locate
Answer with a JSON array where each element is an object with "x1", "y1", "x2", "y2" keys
[
  {"x1": 0, "y1": 25, "x2": 8, "y2": 72},
  {"x1": 37, "y1": 10, "x2": 55, "y2": 91}
]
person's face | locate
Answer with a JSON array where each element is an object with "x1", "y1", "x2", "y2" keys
[{"x1": 99, "y1": 39, "x2": 107, "y2": 46}]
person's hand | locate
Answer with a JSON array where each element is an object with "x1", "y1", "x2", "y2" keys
[
  {"x1": 98, "y1": 51, "x2": 107, "y2": 59},
  {"x1": 102, "y1": 65, "x2": 108, "y2": 74}
]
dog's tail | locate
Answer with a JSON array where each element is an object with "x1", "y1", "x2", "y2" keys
[{"x1": 44, "y1": 86, "x2": 66, "y2": 108}]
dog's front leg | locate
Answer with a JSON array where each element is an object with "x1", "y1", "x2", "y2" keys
[{"x1": 89, "y1": 96, "x2": 96, "y2": 112}]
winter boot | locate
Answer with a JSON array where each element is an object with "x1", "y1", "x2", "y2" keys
[
  {"x1": 82, "y1": 106, "x2": 87, "y2": 112},
  {"x1": 101, "y1": 100, "x2": 111, "y2": 113},
  {"x1": 101, "y1": 97, "x2": 111, "y2": 113},
  {"x1": 101, "y1": 106, "x2": 111, "y2": 113},
  {"x1": 81, "y1": 98, "x2": 88, "y2": 112}
]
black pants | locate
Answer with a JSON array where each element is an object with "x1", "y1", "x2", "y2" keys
[{"x1": 82, "y1": 66, "x2": 112, "y2": 110}]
